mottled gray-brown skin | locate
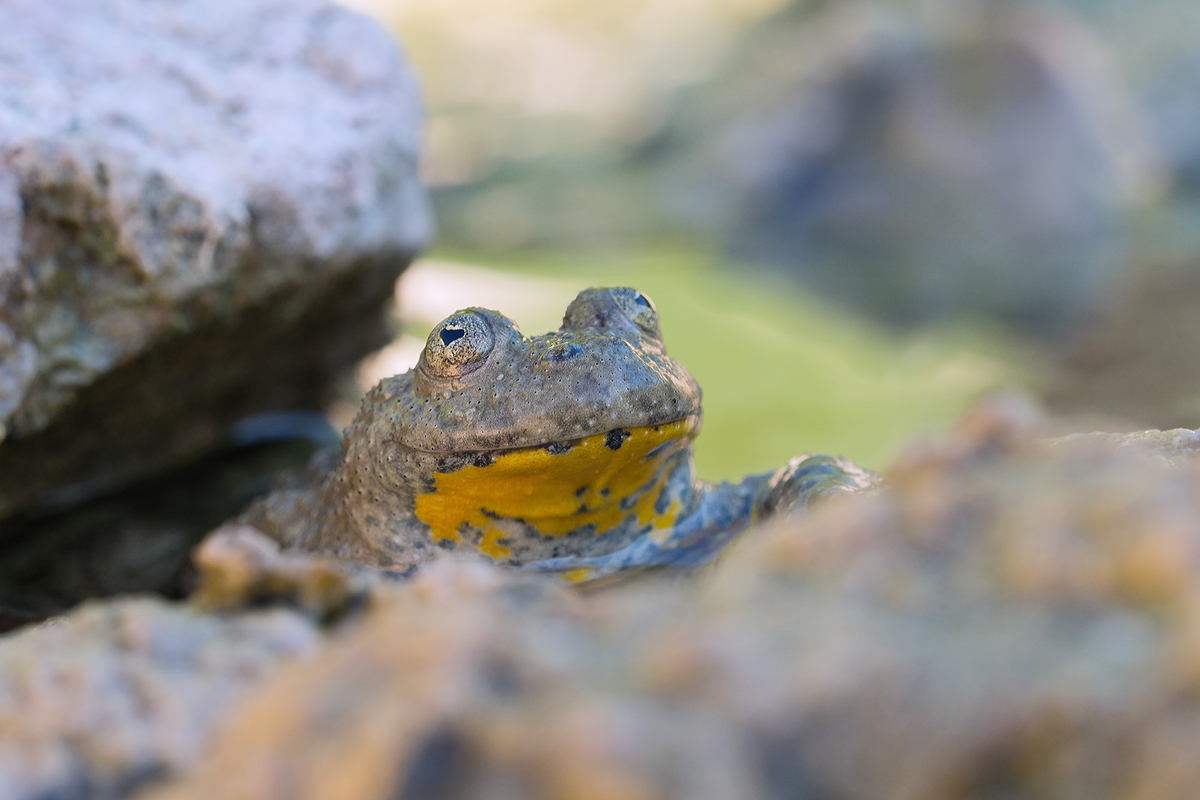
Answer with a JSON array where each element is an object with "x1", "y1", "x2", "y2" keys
[{"x1": 241, "y1": 287, "x2": 876, "y2": 578}]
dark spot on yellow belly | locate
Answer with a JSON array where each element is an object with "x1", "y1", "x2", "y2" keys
[{"x1": 604, "y1": 429, "x2": 631, "y2": 450}]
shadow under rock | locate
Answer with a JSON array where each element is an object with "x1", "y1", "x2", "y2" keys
[{"x1": 0, "y1": 416, "x2": 337, "y2": 633}]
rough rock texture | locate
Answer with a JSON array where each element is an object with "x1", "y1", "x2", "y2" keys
[
  {"x1": 0, "y1": 0, "x2": 431, "y2": 515},
  {"x1": 128, "y1": 398, "x2": 1200, "y2": 800},
  {"x1": 0, "y1": 598, "x2": 320, "y2": 800},
  {"x1": 1051, "y1": 426, "x2": 1200, "y2": 461},
  {"x1": 7, "y1": 398, "x2": 1200, "y2": 799},
  {"x1": 190, "y1": 524, "x2": 370, "y2": 621}
]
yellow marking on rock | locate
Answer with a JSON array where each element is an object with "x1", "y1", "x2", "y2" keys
[
  {"x1": 414, "y1": 418, "x2": 697, "y2": 559},
  {"x1": 561, "y1": 568, "x2": 594, "y2": 584}
]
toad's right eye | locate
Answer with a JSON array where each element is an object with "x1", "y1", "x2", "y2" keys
[{"x1": 421, "y1": 311, "x2": 495, "y2": 378}]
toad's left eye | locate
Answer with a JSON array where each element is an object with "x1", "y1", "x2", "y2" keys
[
  {"x1": 611, "y1": 287, "x2": 659, "y2": 336},
  {"x1": 421, "y1": 310, "x2": 495, "y2": 378}
]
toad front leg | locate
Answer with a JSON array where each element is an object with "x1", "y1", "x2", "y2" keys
[{"x1": 521, "y1": 454, "x2": 880, "y2": 582}]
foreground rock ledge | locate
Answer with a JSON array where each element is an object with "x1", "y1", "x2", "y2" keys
[
  {"x1": 0, "y1": 598, "x2": 320, "y2": 800},
  {"x1": 0, "y1": 0, "x2": 431, "y2": 515},
  {"x1": 6, "y1": 401, "x2": 1200, "y2": 799}
]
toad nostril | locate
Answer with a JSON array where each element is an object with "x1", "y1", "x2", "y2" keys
[{"x1": 440, "y1": 327, "x2": 466, "y2": 345}]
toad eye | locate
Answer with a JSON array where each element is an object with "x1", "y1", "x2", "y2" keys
[
  {"x1": 611, "y1": 287, "x2": 660, "y2": 335},
  {"x1": 421, "y1": 311, "x2": 495, "y2": 378}
]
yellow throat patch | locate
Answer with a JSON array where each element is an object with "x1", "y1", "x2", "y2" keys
[{"x1": 413, "y1": 417, "x2": 698, "y2": 560}]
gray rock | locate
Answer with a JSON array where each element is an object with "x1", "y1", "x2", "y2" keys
[
  {"x1": 687, "y1": 2, "x2": 1157, "y2": 332},
  {"x1": 0, "y1": 0, "x2": 431, "y2": 515},
  {"x1": 9, "y1": 398, "x2": 1200, "y2": 800},
  {"x1": 0, "y1": 597, "x2": 320, "y2": 800},
  {"x1": 138, "y1": 399, "x2": 1200, "y2": 800},
  {"x1": 1042, "y1": 264, "x2": 1200, "y2": 430},
  {"x1": 1146, "y1": 57, "x2": 1200, "y2": 192}
]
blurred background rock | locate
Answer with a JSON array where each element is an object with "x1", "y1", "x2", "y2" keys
[{"x1": 344, "y1": 0, "x2": 1200, "y2": 446}]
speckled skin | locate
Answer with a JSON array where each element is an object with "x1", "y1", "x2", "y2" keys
[{"x1": 239, "y1": 287, "x2": 877, "y2": 579}]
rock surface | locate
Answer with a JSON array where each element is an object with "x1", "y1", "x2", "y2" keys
[
  {"x1": 124, "y1": 400, "x2": 1200, "y2": 799},
  {"x1": 7, "y1": 399, "x2": 1200, "y2": 799},
  {"x1": 190, "y1": 524, "x2": 370, "y2": 621},
  {"x1": 1044, "y1": 263, "x2": 1200, "y2": 430},
  {"x1": 0, "y1": 598, "x2": 320, "y2": 800},
  {"x1": 0, "y1": 0, "x2": 431, "y2": 516}
]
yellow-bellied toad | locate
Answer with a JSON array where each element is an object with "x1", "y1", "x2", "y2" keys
[{"x1": 238, "y1": 287, "x2": 877, "y2": 581}]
